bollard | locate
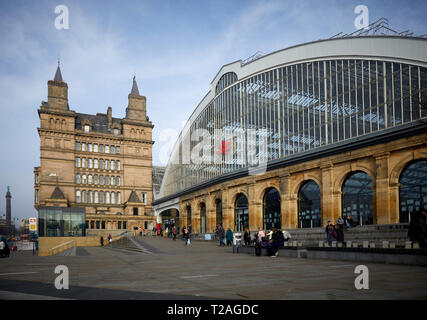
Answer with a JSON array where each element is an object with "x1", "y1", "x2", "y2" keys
[
  {"x1": 284, "y1": 242, "x2": 289, "y2": 247},
  {"x1": 389, "y1": 242, "x2": 396, "y2": 249},
  {"x1": 363, "y1": 241, "x2": 369, "y2": 248},
  {"x1": 337, "y1": 242, "x2": 343, "y2": 248},
  {"x1": 352, "y1": 242, "x2": 359, "y2": 248},
  {"x1": 413, "y1": 242, "x2": 420, "y2": 249},
  {"x1": 346, "y1": 241, "x2": 352, "y2": 248},
  {"x1": 382, "y1": 241, "x2": 389, "y2": 249},
  {"x1": 405, "y1": 241, "x2": 412, "y2": 249},
  {"x1": 369, "y1": 242, "x2": 376, "y2": 249},
  {"x1": 319, "y1": 241, "x2": 324, "y2": 247},
  {"x1": 297, "y1": 242, "x2": 303, "y2": 247}
]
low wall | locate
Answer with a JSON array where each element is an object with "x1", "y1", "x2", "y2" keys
[{"x1": 38, "y1": 233, "x2": 126, "y2": 256}]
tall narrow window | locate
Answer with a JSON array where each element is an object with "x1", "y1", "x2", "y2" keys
[
  {"x1": 111, "y1": 146, "x2": 115, "y2": 154},
  {"x1": 117, "y1": 192, "x2": 121, "y2": 204},
  {"x1": 84, "y1": 125, "x2": 90, "y2": 133},
  {"x1": 99, "y1": 144, "x2": 104, "y2": 153},
  {"x1": 94, "y1": 191, "x2": 99, "y2": 204},
  {"x1": 88, "y1": 191, "x2": 93, "y2": 203},
  {"x1": 94, "y1": 144, "x2": 98, "y2": 152},
  {"x1": 99, "y1": 159, "x2": 104, "y2": 169},
  {"x1": 82, "y1": 158, "x2": 87, "y2": 168},
  {"x1": 105, "y1": 160, "x2": 109, "y2": 169},
  {"x1": 100, "y1": 191, "x2": 104, "y2": 204},
  {"x1": 88, "y1": 174, "x2": 93, "y2": 184},
  {"x1": 105, "y1": 145, "x2": 110, "y2": 153},
  {"x1": 100, "y1": 175, "x2": 104, "y2": 185},
  {"x1": 94, "y1": 159, "x2": 98, "y2": 169},
  {"x1": 75, "y1": 142, "x2": 80, "y2": 151},
  {"x1": 88, "y1": 158, "x2": 93, "y2": 169},
  {"x1": 111, "y1": 176, "x2": 115, "y2": 186},
  {"x1": 114, "y1": 128, "x2": 119, "y2": 137},
  {"x1": 105, "y1": 175, "x2": 110, "y2": 185},
  {"x1": 141, "y1": 192, "x2": 147, "y2": 204},
  {"x1": 82, "y1": 174, "x2": 87, "y2": 184},
  {"x1": 117, "y1": 161, "x2": 121, "y2": 171},
  {"x1": 76, "y1": 158, "x2": 81, "y2": 168},
  {"x1": 116, "y1": 176, "x2": 120, "y2": 186},
  {"x1": 76, "y1": 190, "x2": 81, "y2": 203},
  {"x1": 88, "y1": 144, "x2": 93, "y2": 152},
  {"x1": 82, "y1": 190, "x2": 87, "y2": 203},
  {"x1": 35, "y1": 190, "x2": 39, "y2": 203},
  {"x1": 105, "y1": 192, "x2": 110, "y2": 204},
  {"x1": 76, "y1": 174, "x2": 81, "y2": 184},
  {"x1": 111, "y1": 192, "x2": 115, "y2": 204},
  {"x1": 116, "y1": 146, "x2": 120, "y2": 154},
  {"x1": 110, "y1": 160, "x2": 115, "y2": 170},
  {"x1": 94, "y1": 174, "x2": 98, "y2": 185}
]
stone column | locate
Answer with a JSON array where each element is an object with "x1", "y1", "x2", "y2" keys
[
  {"x1": 248, "y1": 183, "x2": 262, "y2": 231},
  {"x1": 321, "y1": 163, "x2": 335, "y2": 226},
  {"x1": 280, "y1": 172, "x2": 294, "y2": 229},
  {"x1": 221, "y1": 189, "x2": 233, "y2": 230},
  {"x1": 206, "y1": 202, "x2": 216, "y2": 233},
  {"x1": 375, "y1": 153, "x2": 391, "y2": 224}
]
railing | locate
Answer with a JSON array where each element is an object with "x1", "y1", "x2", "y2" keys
[{"x1": 48, "y1": 239, "x2": 76, "y2": 256}]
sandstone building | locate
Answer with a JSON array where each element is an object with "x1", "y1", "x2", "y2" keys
[{"x1": 34, "y1": 65, "x2": 155, "y2": 236}]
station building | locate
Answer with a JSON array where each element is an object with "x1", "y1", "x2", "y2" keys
[{"x1": 153, "y1": 21, "x2": 427, "y2": 235}]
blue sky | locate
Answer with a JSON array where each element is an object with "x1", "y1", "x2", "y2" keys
[{"x1": 0, "y1": 0, "x2": 426, "y2": 222}]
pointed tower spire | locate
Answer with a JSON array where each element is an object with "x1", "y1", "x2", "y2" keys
[
  {"x1": 54, "y1": 59, "x2": 63, "y2": 82},
  {"x1": 131, "y1": 75, "x2": 140, "y2": 95}
]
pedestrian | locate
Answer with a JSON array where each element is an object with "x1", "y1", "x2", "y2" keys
[
  {"x1": 173, "y1": 225, "x2": 177, "y2": 241},
  {"x1": 226, "y1": 228, "x2": 233, "y2": 246},
  {"x1": 409, "y1": 209, "x2": 426, "y2": 248},
  {"x1": 108, "y1": 233, "x2": 112, "y2": 247},
  {"x1": 244, "y1": 228, "x2": 251, "y2": 246},
  {"x1": 218, "y1": 224, "x2": 225, "y2": 246},
  {"x1": 267, "y1": 228, "x2": 285, "y2": 257},
  {"x1": 182, "y1": 226, "x2": 186, "y2": 239},
  {"x1": 100, "y1": 236, "x2": 104, "y2": 247},
  {"x1": 336, "y1": 219, "x2": 345, "y2": 243},
  {"x1": 346, "y1": 215, "x2": 355, "y2": 228},
  {"x1": 184, "y1": 227, "x2": 190, "y2": 246},
  {"x1": 326, "y1": 224, "x2": 337, "y2": 246},
  {"x1": 282, "y1": 229, "x2": 291, "y2": 241},
  {"x1": 0, "y1": 238, "x2": 5, "y2": 258}
]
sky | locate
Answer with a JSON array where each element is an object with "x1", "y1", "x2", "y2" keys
[{"x1": 0, "y1": 0, "x2": 426, "y2": 223}]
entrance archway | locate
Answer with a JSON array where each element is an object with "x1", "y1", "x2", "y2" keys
[
  {"x1": 234, "y1": 193, "x2": 248, "y2": 232},
  {"x1": 342, "y1": 171, "x2": 373, "y2": 225},
  {"x1": 298, "y1": 180, "x2": 321, "y2": 228},
  {"x1": 399, "y1": 160, "x2": 427, "y2": 223},
  {"x1": 263, "y1": 188, "x2": 281, "y2": 229}
]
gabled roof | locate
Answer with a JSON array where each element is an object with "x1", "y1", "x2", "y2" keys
[
  {"x1": 50, "y1": 187, "x2": 65, "y2": 199},
  {"x1": 127, "y1": 190, "x2": 141, "y2": 203}
]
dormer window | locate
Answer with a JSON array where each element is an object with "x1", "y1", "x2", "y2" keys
[
  {"x1": 84, "y1": 125, "x2": 90, "y2": 133},
  {"x1": 113, "y1": 128, "x2": 119, "y2": 137}
]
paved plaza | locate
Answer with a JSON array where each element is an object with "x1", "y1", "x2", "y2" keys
[{"x1": 0, "y1": 236, "x2": 426, "y2": 300}]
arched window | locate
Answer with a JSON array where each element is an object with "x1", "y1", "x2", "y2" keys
[
  {"x1": 200, "y1": 203, "x2": 206, "y2": 233},
  {"x1": 82, "y1": 190, "x2": 87, "y2": 203},
  {"x1": 88, "y1": 174, "x2": 93, "y2": 184},
  {"x1": 94, "y1": 191, "x2": 99, "y2": 204},
  {"x1": 342, "y1": 171, "x2": 373, "y2": 226},
  {"x1": 298, "y1": 180, "x2": 321, "y2": 228},
  {"x1": 263, "y1": 188, "x2": 281, "y2": 230},
  {"x1": 216, "y1": 199, "x2": 222, "y2": 227},
  {"x1": 111, "y1": 192, "x2": 115, "y2": 204},
  {"x1": 88, "y1": 191, "x2": 93, "y2": 203},
  {"x1": 99, "y1": 191, "x2": 104, "y2": 204},
  {"x1": 94, "y1": 174, "x2": 98, "y2": 185},
  {"x1": 105, "y1": 191, "x2": 110, "y2": 204},
  {"x1": 234, "y1": 193, "x2": 248, "y2": 232},
  {"x1": 117, "y1": 192, "x2": 121, "y2": 204},
  {"x1": 75, "y1": 174, "x2": 81, "y2": 184},
  {"x1": 76, "y1": 190, "x2": 81, "y2": 203},
  {"x1": 215, "y1": 72, "x2": 238, "y2": 95},
  {"x1": 399, "y1": 160, "x2": 427, "y2": 223},
  {"x1": 82, "y1": 174, "x2": 87, "y2": 184}
]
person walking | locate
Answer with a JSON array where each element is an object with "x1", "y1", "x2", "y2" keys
[
  {"x1": 184, "y1": 227, "x2": 190, "y2": 246},
  {"x1": 108, "y1": 233, "x2": 112, "y2": 247},
  {"x1": 226, "y1": 228, "x2": 233, "y2": 246},
  {"x1": 100, "y1": 236, "x2": 104, "y2": 247},
  {"x1": 173, "y1": 225, "x2": 177, "y2": 241},
  {"x1": 218, "y1": 224, "x2": 225, "y2": 246},
  {"x1": 336, "y1": 219, "x2": 345, "y2": 243},
  {"x1": 0, "y1": 238, "x2": 5, "y2": 259}
]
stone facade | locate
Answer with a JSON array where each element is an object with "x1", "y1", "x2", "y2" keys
[
  {"x1": 179, "y1": 132, "x2": 427, "y2": 233},
  {"x1": 34, "y1": 67, "x2": 156, "y2": 232}
]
